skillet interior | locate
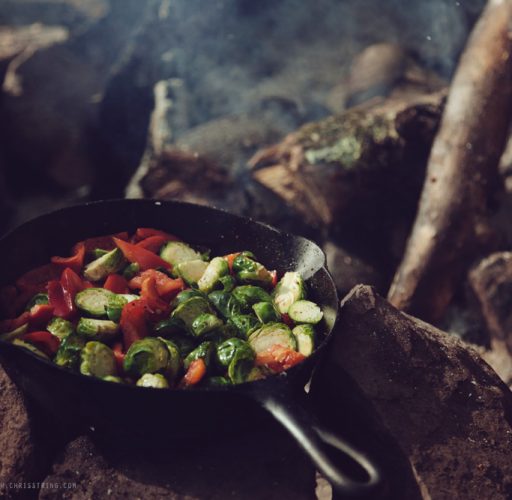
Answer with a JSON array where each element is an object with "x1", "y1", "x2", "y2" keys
[{"x1": 0, "y1": 199, "x2": 338, "y2": 440}]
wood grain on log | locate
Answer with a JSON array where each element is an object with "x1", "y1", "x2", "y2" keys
[{"x1": 388, "y1": 0, "x2": 512, "y2": 321}]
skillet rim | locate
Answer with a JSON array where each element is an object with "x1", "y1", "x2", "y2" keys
[{"x1": 0, "y1": 198, "x2": 339, "y2": 394}]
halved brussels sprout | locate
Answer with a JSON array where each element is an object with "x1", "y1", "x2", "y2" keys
[
  {"x1": 75, "y1": 288, "x2": 114, "y2": 317},
  {"x1": 288, "y1": 300, "x2": 323, "y2": 324},
  {"x1": 136, "y1": 373, "x2": 169, "y2": 389},
  {"x1": 47, "y1": 317, "x2": 74, "y2": 339},
  {"x1": 171, "y1": 296, "x2": 212, "y2": 332},
  {"x1": 80, "y1": 341, "x2": 117, "y2": 378},
  {"x1": 175, "y1": 259, "x2": 209, "y2": 286},
  {"x1": 25, "y1": 293, "x2": 49, "y2": 310},
  {"x1": 160, "y1": 241, "x2": 204, "y2": 269},
  {"x1": 123, "y1": 337, "x2": 171, "y2": 378},
  {"x1": 83, "y1": 248, "x2": 125, "y2": 282},
  {"x1": 171, "y1": 289, "x2": 206, "y2": 309},
  {"x1": 248, "y1": 322, "x2": 297, "y2": 354},
  {"x1": 158, "y1": 337, "x2": 182, "y2": 382},
  {"x1": 0, "y1": 323, "x2": 29, "y2": 342},
  {"x1": 272, "y1": 272, "x2": 305, "y2": 314},
  {"x1": 77, "y1": 318, "x2": 119, "y2": 341},
  {"x1": 252, "y1": 302, "x2": 281, "y2": 324},
  {"x1": 292, "y1": 324, "x2": 315, "y2": 356},
  {"x1": 198, "y1": 257, "x2": 229, "y2": 293},
  {"x1": 54, "y1": 334, "x2": 86, "y2": 370},
  {"x1": 12, "y1": 339, "x2": 49, "y2": 359},
  {"x1": 228, "y1": 347, "x2": 256, "y2": 384},
  {"x1": 216, "y1": 338, "x2": 253, "y2": 367},
  {"x1": 232, "y1": 286, "x2": 272, "y2": 310},
  {"x1": 184, "y1": 341, "x2": 214, "y2": 370},
  {"x1": 232, "y1": 254, "x2": 273, "y2": 287},
  {"x1": 227, "y1": 314, "x2": 261, "y2": 338},
  {"x1": 208, "y1": 291, "x2": 243, "y2": 319},
  {"x1": 106, "y1": 293, "x2": 138, "y2": 322},
  {"x1": 191, "y1": 313, "x2": 223, "y2": 337},
  {"x1": 93, "y1": 248, "x2": 109, "y2": 259},
  {"x1": 122, "y1": 262, "x2": 140, "y2": 280}
]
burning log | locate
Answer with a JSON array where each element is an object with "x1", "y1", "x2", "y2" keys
[
  {"x1": 312, "y1": 285, "x2": 512, "y2": 499},
  {"x1": 249, "y1": 90, "x2": 445, "y2": 265},
  {"x1": 387, "y1": 0, "x2": 512, "y2": 321}
]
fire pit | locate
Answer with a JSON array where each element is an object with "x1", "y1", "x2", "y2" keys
[{"x1": 2, "y1": 0, "x2": 512, "y2": 499}]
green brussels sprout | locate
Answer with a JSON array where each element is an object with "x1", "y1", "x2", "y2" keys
[
  {"x1": 273, "y1": 272, "x2": 306, "y2": 314},
  {"x1": 198, "y1": 257, "x2": 229, "y2": 293},
  {"x1": 105, "y1": 293, "x2": 138, "y2": 322},
  {"x1": 93, "y1": 248, "x2": 109, "y2": 259},
  {"x1": 175, "y1": 259, "x2": 208, "y2": 286},
  {"x1": 232, "y1": 254, "x2": 273, "y2": 287},
  {"x1": 160, "y1": 241, "x2": 204, "y2": 270},
  {"x1": 208, "y1": 291, "x2": 243, "y2": 319},
  {"x1": 184, "y1": 341, "x2": 214, "y2": 370},
  {"x1": 77, "y1": 318, "x2": 119, "y2": 341},
  {"x1": 12, "y1": 339, "x2": 49, "y2": 359},
  {"x1": 203, "y1": 376, "x2": 231, "y2": 387},
  {"x1": 0, "y1": 323, "x2": 29, "y2": 342},
  {"x1": 47, "y1": 317, "x2": 74, "y2": 339},
  {"x1": 103, "y1": 375, "x2": 124, "y2": 384},
  {"x1": 228, "y1": 345, "x2": 256, "y2": 384},
  {"x1": 122, "y1": 262, "x2": 140, "y2": 280},
  {"x1": 252, "y1": 302, "x2": 281, "y2": 324},
  {"x1": 216, "y1": 338, "x2": 254, "y2": 368},
  {"x1": 75, "y1": 288, "x2": 114, "y2": 317},
  {"x1": 136, "y1": 373, "x2": 170, "y2": 389},
  {"x1": 25, "y1": 293, "x2": 49, "y2": 310},
  {"x1": 158, "y1": 337, "x2": 182, "y2": 382},
  {"x1": 123, "y1": 337, "x2": 172, "y2": 378},
  {"x1": 292, "y1": 324, "x2": 316, "y2": 356},
  {"x1": 191, "y1": 313, "x2": 224, "y2": 337},
  {"x1": 54, "y1": 334, "x2": 86, "y2": 371},
  {"x1": 83, "y1": 248, "x2": 125, "y2": 281},
  {"x1": 171, "y1": 289, "x2": 206, "y2": 309},
  {"x1": 232, "y1": 286, "x2": 272, "y2": 310},
  {"x1": 248, "y1": 322, "x2": 296, "y2": 354},
  {"x1": 80, "y1": 341, "x2": 117, "y2": 378},
  {"x1": 219, "y1": 275, "x2": 236, "y2": 293},
  {"x1": 202, "y1": 323, "x2": 238, "y2": 343},
  {"x1": 227, "y1": 314, "x2": 261, "y2": 338},
  {"x1": 288, "y1": 300, "x2": 323, "y2": 324},
  {"x1": 153, "y1": 317, "x2": 185, "y2": 336},
  {"x1": 171, "y1": 296, "x2": 212, "y2": 332}
]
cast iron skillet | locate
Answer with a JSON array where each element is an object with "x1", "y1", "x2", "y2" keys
[{"x1": 0, "y1": 199, "x2": 380, "y2": 497}]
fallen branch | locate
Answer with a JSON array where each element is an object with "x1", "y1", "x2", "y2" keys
[{"x1": 388, "y1": 0, "x2": 512, "y2": 321}]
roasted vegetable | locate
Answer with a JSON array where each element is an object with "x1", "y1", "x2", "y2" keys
[
  {"x1": 54, "y1": 334, "x2": 86, "y2": 370},
  {"x1": 288, "y1": 300, "x2": 323, "y2": 324},
  {"x1": 106, "y1": 293, "x2": 138, "y2": 322},
  {"x1": 248, "y1": 322, "x2": 297, "y2": 354},
  {"x1": 123, "y1": 337, "x2": 172, "y2": 378},
  {"x1": 232, "y1": 254, "x2": 273, "y2": 287},
  {"x1": 292, "y1": 324, "x2": 315, "y2": 356},
  {"x1": 219, "y1": 275, "x2": 236, "y2": 293},
  {"x1": 184, "y1": 341, "x2": 214, "y2": 370},
  {"x1": 83, "y1": 248, "x2": 125, "y2": 282},
  {"x1": 171, "y1": 296, "x2": 212, "y2": 332},
  {"x1": 227, "y1": 314, "x2": 261, "y2": 338},
  {"x1": 191, "y1": 313, "x2": 223, "y2": 337},
  {"x1": 80, "y1": 341, "x2": 117, "y2": 378},
  {"x1": 198, "y1": 257, "x2": 229, "y2": 293},
  {"x1": 232, "y1": 286, "x2": 272, "y2": 311},
  {"x1": 273, "y1": 272, "x2": 305, "y2": 314},
  {"x1": 77, "y1": 317, "x2": 119, "y2": 341},
  {"x1": 25, "y1": 293, "x2": 49, "y2": 310},
  {"x1": 175, "y1": 259, "x2": 208, "y2": 286},
  {"x1": 122, "y1": 262, "x2": 140, "y2": 280},
  {"x1": 75, "y1": 288, "x2": 114, "y2": 317},
  {"x1": 158, "y1": 337, "x2": 182, "y2": 382},
  {"x1": 208, "y1": 291, "x2": 243, "y2": 319},
  {"x1": 47, "y1": 317, "x2": 74, "y2": 339},
  {"x1": 160, "y1": 241, "x2": 203, "y2": 268},
  {"x1": 216, "y1": 338, "x2": 253, "y2": 367},
  {"x1": 136, "y1": 373, "x2": 169, "y2": 388},
  {"x1": 252, "y1": 302, "x2": 281, "y2": 324}
]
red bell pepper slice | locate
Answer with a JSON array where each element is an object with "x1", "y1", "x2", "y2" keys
[
  {"x1": 135, "y1": 235, "x2": 168, "y2": 253},
  {"x1": 0, "y1": 311, "x2": 30, "y2": 333},
  {"x1": 120, "y1": 298, "x2": 149, "y2": 350},
  {"x1": 255, "y1": 344, "x2": 305, "y2": 373},
  {"x1": 134, "y1": 227, "x2": 179, "y2": 243},
  {"x1": 128, "y1": 270, "x2": 184, "y2": 300},
  {"x1": 140, "y1": 276, "x2": 169, "y2": 314},
  {"x1": 179, "y1": 359, "x2": 206, "y2": 388},
  {"x1": 51, "y1": 243, "x2": 85, "y2": 274},
  {"x1": 22, "y1": 331, "x2": 60, "y2": 356},
  {"x1": 47, "y1": 268, "x2": 85, "y2": 320},
  {"x1": 16, "y1": 263, "x2": 62, "y2": 293},
  {"x1": 113, "y1": 238, "x2": 171, "y2": 271},
  {"x1": 103, "y1": 274, "x2": 129, "y2": 294},
  {"x1": 74, "y1": 231, "x2": 129, "y2": 254},
  {"x1": 112, "y1": 342, "x2": 125, "y2": 374},
  {"x1": 224, "y1": 253, "x2": 241, "y2": 273},
  {"x1": 29, "y1": 304, "x2": 54, "y2": 326}
]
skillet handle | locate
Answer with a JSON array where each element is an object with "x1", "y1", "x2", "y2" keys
[{"x1": 259, "y1": 389, "x2": 382, "y2": 498}]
